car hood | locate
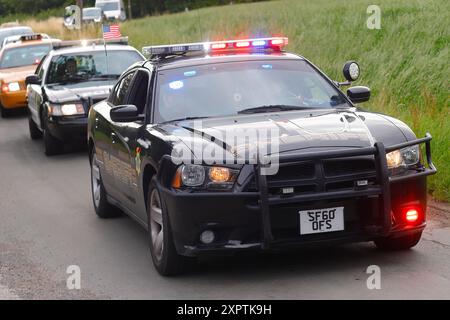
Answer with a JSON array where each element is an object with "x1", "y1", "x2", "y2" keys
[
  {"x1": 0, "y1": 65, "x2": 37, "y2": 82},
  {"x1": 44, "y1": 82, "x2": 112, "y2": 104},
  {"x1": 156, "y1": 109, "x2": 410, "y2": 160}
]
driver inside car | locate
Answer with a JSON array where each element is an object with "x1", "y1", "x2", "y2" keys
[{"x1": 65, "y1": 58, "x2": 78, "y2": 78}]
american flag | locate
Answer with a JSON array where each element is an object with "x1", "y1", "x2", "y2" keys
[{"x1": 102, "y1": 24, "x2": 122, "y2": 40}]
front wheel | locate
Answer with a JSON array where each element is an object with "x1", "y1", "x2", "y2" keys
[
  {"x1": 374, "y1": 232, "x2": 422, "y2": 250},
  {"x1": 147, "y1": 177, "x2": 195, "y2": 276},
  {"x1": 90, "y1": 150, "x2": 121, "y2": 218},
  {"x1": 28, "y1": 116, "x2": 42, "y2": 140},
  {"x1": 0, "y1": 103, "x2": 9, "y2": 118}
]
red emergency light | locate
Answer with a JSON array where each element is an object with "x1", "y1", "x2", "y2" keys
[
  {"x1": 208, "y1": 37, "x2": 289, "y2": 53},
  {"x1": 400, "y1": 206, "x2": 422, "y2": 224}
]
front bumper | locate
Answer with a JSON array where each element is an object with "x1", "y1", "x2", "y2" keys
[
  {"x1": 47, "y1": 115, "x2": 87, "y2": 143},
  {"x1": 159, "y1": 135, "x2": 436, "y2": 257},
  {"x1": 0, "y1": 90, "x2": 27, "y2": 109}
]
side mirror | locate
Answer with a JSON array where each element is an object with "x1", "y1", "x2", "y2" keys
[
  {"x1": 25, "y1": 74, "x2": 41, "y2": 86},
  {"x1": 110, "y1": 105, "x2": 144, "y2": 122},
  {"x1": 343, "y1": 61, "x2": 360, "y2": 82},
  {"x1": 347, "y1": 86, "x2": 371, "y2": 103}
]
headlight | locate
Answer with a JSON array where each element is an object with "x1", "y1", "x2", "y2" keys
[
  {"x1": 181, "y1": 164, "x2": 205, "y2": 186},
  {"x1": 386, "y1": 145, "x2": 420, "y2": 169},
  {"x1": 7, "y1": 82, "x2": 20, "y2": 92},
  {"x1": 174, "y1": 165, "x2": 239, "y2": 189},
  {"x1": 1, "y1": 82, "x2": 20, "y2": 93},
  {"x1": 48, "y1": 103, "x2": 84, "y2": 116}
]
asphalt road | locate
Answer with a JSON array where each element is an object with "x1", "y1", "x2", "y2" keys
[{"x1": 1, "y1": 111, "x2": 449, "y2": 300}]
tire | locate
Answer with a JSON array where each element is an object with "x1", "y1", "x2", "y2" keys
[
  {"x1": 90, "y1": 150, "x2": 121, "y2": 218},
  {"x1": 374, "y1": 232, "x2": 422, "y2": 251},
  {"x1": 147, "y1": 177, "x2": 195, "y2": 276},
  {"x1": 0, "y1": 103, "x2": 9, "y2": 118},
  {"x1": 43, "y1": 124, "x2": 64, "y2": 156},
  {"x1": 28, "y1": 116, "x2": 42, "y2": 140}
]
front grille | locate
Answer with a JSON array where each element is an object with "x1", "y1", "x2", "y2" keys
[
  {"x1": 244, "y1": 156, "x2": 377, "y2": 196},
  {"x1": 323, "y1": 158, "x2": 375, "y2": 177}
]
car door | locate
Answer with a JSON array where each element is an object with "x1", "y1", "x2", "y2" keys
[
  {"x1": 27, "y1": 57, "x2": 46, "y2": 128},
  {"x1": 109, "y1": 69, "x2": 151, "y2": 218},
  {"x1": 99, "y1": 70, "x2": 137, "y2": 203}
]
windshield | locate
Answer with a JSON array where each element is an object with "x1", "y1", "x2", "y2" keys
[
  {"x1": 83, "y1": 8, "x2": 101, "y2": 18},
  {"x1": 96, "y1": 2, "x2": 119, "y2": 11},
  {"x1": 0, "y1": 44, "x2": 51, "y2": 69},
  {"x1": 155, "y1": 60, "x2": 349, "y2": 122},
  {"x1": 46, "y1": 50, "x2": 142, "y2": 85}
]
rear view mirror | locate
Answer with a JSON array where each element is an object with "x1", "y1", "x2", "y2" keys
[
  {"x1": 347, "y1": 86, "x2": 371, "y2": 103},
  {"x1": 110, "y1": 105, "x2": 144, "y2": 122},
  {"x1": 25, "y1": 74, "x2": 41, "y2": 86}
]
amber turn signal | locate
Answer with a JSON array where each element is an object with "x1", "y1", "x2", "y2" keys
[{"x1": 171, "y1": 168, "x2": 182, "y2": 188}]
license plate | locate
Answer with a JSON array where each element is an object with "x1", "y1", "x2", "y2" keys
[{"x1": 299, "y1": 206, "x2": 344, "y2": 235}]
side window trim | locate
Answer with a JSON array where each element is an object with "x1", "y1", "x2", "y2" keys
[{"x1": 149, "y1": 65, "x2": 158, "y2": 124}]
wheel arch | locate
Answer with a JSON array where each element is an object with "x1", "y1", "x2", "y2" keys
[
  {"x1": 143, "y1": 163, "x2": 157, "y2": 210},
  {"x1": 88, "y1": 138, "x2": 95, "y2": 163}
]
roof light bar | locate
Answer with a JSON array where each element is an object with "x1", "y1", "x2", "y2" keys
[
  {"x1": 20, "y1": 34, "x2": 43, "y2": 42},
  {"x1": 142, "y1": 42, "x2": 206, "y2": 57},
  {"x1": 52, "y1": 37, "x2": 129, "y2": 50},
  {"x1": 142, "y1": 37, "x2": 288, "y2": 58}
]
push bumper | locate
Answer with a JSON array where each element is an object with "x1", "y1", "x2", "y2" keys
[
  {"x1": 159, "y1": 134, "x2": 436, "y2": 257},
  {"x1": 47, "y1": 116, "x2": 87, "y2": 143}
]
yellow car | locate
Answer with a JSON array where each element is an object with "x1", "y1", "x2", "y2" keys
[{"x1": 0, "y1": 35, "x2": 57, "y2": 117}]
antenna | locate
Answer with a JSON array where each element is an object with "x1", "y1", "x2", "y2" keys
[{"x1": 102, "y1": 24, "x2": 110, "y2": 76}]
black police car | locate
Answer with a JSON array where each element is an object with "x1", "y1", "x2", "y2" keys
[
  {"x1": 87, "y1": 37, "x2": 436, "y2": 275},
  {"x1": 26, "y1": 38, "x2": 144, "y2": 155}
]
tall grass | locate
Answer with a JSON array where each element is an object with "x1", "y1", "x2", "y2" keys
[
  {"x1": 0, "y1": 7, "x2": 63, "y2": 25},
  {"x1": 26, "y1": 0, "x2": 450, "y2": 200}
]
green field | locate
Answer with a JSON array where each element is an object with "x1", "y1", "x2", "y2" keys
[{"x1": 31, "y1": 0, "x2": 450, "y2": 200}]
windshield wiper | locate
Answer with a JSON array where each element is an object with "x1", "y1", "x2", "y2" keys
[
  {"x1": 238, "y1": 105, "x2": 312, "y2": 114},
  {"x1": 89, "y1": 74, "x2": 121, "y2": 80},
  {"x1": 162, "y1": 116, "x2": 209, "y2": 124}
]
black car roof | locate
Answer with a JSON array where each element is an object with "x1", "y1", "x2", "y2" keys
[{"x1": 145, "y1": 52, "x2": 304, "y2": 71}]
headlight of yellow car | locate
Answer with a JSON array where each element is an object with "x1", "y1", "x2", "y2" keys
[
  {"x1": 386, "y1": 145, "x2": 420, "y2": 169},
  {"x1": 1, "y1": 82, "x2": 20, "y2": 93}
]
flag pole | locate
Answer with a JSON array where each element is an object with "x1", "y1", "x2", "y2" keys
[{"x1": 102, "y1": 24, "x2": 110, "y2": 76}]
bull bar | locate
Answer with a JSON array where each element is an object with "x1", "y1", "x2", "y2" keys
[{"x1": 256, "y1": 133, "x2": 437, "y2": 249}]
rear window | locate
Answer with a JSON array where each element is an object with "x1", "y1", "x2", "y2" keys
[
  {"x1": 96, "y1": 2, "x2": 119, "y2": 11},
  {"x1": 83, "y1": 8, "x2": 101, "y2": 18},
  {"x1": 0, "y1": 44, "x2": 51, "y2": 69}
]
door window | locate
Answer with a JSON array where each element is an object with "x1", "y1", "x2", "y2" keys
[
  {"x1": 110, "y1": 71, "x2": 135, "y2": 106},
  {"x1": 127, "y1": 70, "x2": 150, "y2": 114}
]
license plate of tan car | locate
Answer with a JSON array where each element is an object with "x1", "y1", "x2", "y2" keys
[{"x1": 299, "y1": 207, "x2": 344, "y2": 235}]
